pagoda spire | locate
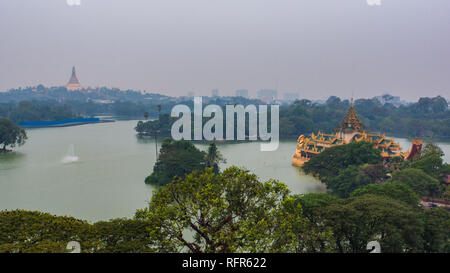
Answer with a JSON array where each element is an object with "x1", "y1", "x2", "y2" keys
[
  {"x1": 337, "y1": 97, "x2": 364, "y2": 131},
  {"x1": 66, "y1": 66, "x2": 83, "y2": 91}
]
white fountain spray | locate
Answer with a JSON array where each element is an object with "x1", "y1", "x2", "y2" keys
[{"x1": 62, "y1": 144, "x2": 79, "y2": 164}]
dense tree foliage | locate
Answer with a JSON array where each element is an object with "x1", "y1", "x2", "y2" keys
[
  {"x1": 325, "y1": 165, "x2": 376, "y2": 198},
  {"x1": 137, "y1": 167, "x2": 330, "y2": 253},
  {"x1": 0, "y1": 210, "x2": 96, "y2": 253},
  {"x1": 302, "y1": 141, "x2": 382, "y2": 180},
  {"x1": 135, "y1": 114, "x2": 175, "y2": 137},
  {"x1": 350, "y1": 181, "x2": 420, "y2": 206},
  {"x1": 0, "y1": 210, "x2": 156, "y2": 253},
  {"x1": 144, "y1": 139, "x2": 226, "y2": 186},
  {"x1": 389, "y1": 168, "x2": 444, "y2": 198},
  {"x1": 421, "y1": 208, "x2": 450, "y2": 253},
  {"x1": 411, "y1": 143, "x2": 449, "y2": 179},
  {"x1": 280, "y1": 95, "x2": 449, "y2": 139},
  {"x1": 317, "y1": 194, "x2": 424, "y2": 253},
  {"x1": 145, "y1": 139, "x2": 207, "y2": 186},
  {"x1": 0, "y1": 101, "x2": 75, "y2": 123},
  {"x1": 0, "y1": 118, "x2": 27, "y2": 151},
  {"x1": 2, "y1": 91, "x2": 448, "y2": 139}
]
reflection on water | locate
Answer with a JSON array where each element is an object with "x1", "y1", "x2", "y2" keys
[
  {"x1": 0, "y1": 152, "x2": 26, "y2": 170},
  {"x1": 0, "y1": 120, "x2": 449, "y2": 222}
]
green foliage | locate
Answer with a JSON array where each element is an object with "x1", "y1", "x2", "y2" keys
[
  {"x1": 0, "y1": 210, "x2": 158, "y2": 253},
  {"x1": 5, "y1": 101, "x2": 75, "y2": 123},
  {"x1": 420, "y1": 142, "x2": 445, "y2": 158},
  {"x1": 321, "y1": 195, "x2": 424, "y2": 253},
  {"x1": 421, "y1": 208, "x2": 450, "y2": 253},
  {"x1": 0, "y1": 118, "x2": 27, "y2": 151},
  {"x1": 325, "y1": 166, "x2": 374, "y2": 198},
  {"x1": 145, "y1": 139, "x2": 207, "y2": 186},
  {"x1": 280, "y1": 95, "x2": 450, "y2": 139},
  {"x1": 411, "y1": 142, "x2": 448, "y2": 179},
  {"x1": 411, "y1": 154, "x2": 445, "y2": 178},
  {"x1": 351, "y1": 182, "x2": 420, "y2": 206},
  {"x1": 135, "y1": 114, "x2": 175, "y2": 137},
  {"x1": 92, "y1": 218, "x2": 156, "y2": 253},
  {"x1": 302, "y1": 141, "x2": 382, "y2": 180},
  {"x1": 136, "y1": 167, "x2": 326, "y2": 253},
  {"x1": 205, "y1": 142, "x2": 226, "y2": 173},
  {"x1": 294, "y1": 193, "x2": 341, "y2": 220},
  {"x1": 0, "y1": 210, "x2": 96, "y2": 253},
  {"x1": 390, "y1": 168, "x2": 444, "y2": 198}
]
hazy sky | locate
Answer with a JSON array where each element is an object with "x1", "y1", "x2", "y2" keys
[{"x1": 0, "y1": 0, "x2": 449, "y2": 100}]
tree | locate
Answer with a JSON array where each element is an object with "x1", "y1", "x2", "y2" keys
[
  {"x1": 0, "y1": 210, "x2": 158, "y2": 253},
  {"x1": 325, "y1": 165, "x2": 374, "y2": 198},
  {"x1": 322, "y1": 195, "x2": 423, "y2": 253},
  {"x1": 92, "y1": 218, "x2": 156, "y2": 253},
  {"x1": 292, "y1": 193, "x2": 339, "y2": 252},
  {"x1": 145, "y1": 139, "x2": 207, "y2": 186},
  {"x1": 143, "y1": 112, "x2": 149, "y2": 120},
  {"x1": 0, "y1": 118, "x2": 27, "y2": 152},
  {"x1": 205, "y1": 142, "x2": 226, "y2": 173},
  {"x1": 411, "y1": 142, "x2": 448, "y2": 179},
  {"x1": 390, "y1": 168, "x2": 444, "y2": 198},
  {"x1": 136, "y1": 167, "x2": 323, "y2": 253},
  {"x1": 421, "y1": 208, "x2": 450, "y2": 253},
  {"x1": 302, "y1": 141, "x2": 382, "y2": 180},
  {"x1": 0, "y1": 210, "x2": 97, "y2": 253},
  {"x1": 350, "y1": 181, "x2": 420, "y2": 206}
]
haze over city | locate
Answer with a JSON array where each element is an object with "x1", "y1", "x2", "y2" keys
[{"x1": 0, "y1": 0, "x2": 449, "y2": 100}]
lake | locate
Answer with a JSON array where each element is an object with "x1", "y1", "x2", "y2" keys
[{"x1": 0, "y1": 120, "x2": 449, "y2": 222}]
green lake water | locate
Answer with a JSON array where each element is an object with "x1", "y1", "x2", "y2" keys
[{"x1": 0, "y1": 120, "x2": 448, "y2": 222}]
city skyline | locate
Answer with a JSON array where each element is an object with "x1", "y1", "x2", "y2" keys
[{"x1": 1, "y1": 0, "x2": 449, "y2": 100}]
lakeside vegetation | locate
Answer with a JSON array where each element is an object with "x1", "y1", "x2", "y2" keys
[
  {"x1": 280, "y1": 95, "x2": 449, "y2": 139},
  {"x1": 135, "y1": 95, "x2": 449, "y2": 140},
  {"x1": 0, "y1": 87, "x2": 448, "y2": 140},
  {"x1": 0, "y1": 118, "x2": 27, "y2": 152}
]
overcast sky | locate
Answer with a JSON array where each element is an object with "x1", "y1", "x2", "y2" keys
[{"x1": 0, "y1": 0, "x2": 449, "y2": 100}]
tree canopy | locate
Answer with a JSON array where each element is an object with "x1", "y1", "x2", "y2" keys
[
  {"x1": 302, "y1": 141, "x2": 382, "y2": 180},
  {"x1": 136, "y1": 167, "x2": 329, "y2": 253},
  {"x1": 0, "y1": 118, "x2": 27, "y2": 151},
  {"x1": 145, "y1": 139, "x2": 207, "y2": 186},
  {"x1": 390, "y1": 168, "x2": 444, "y2": 198}
]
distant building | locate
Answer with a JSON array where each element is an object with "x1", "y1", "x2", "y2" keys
[
  {"x1": 257, "y1": 89, "x2": 277, "y2": 103},
  {"x1": 211, "y1": 89, "x2": 219, "y2": 97},
  {"x1": 187, "y1": 91, "x2": 195, "y2": 97},
  {"x1": 235, "y1": 89, "x2": 249, "y2": 98},
  {"x1": 66, "y1": 66, "x2": 83, "y2": 91}
]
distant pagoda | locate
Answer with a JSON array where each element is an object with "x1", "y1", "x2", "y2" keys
[
  {"x1": 66, "y1": 66, "x2": 83, "y2": 91},
  {"x1": 292, "y1": 99, "x2": 423, "y2": 167}
]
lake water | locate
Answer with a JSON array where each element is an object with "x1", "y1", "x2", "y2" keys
[{"x1": 0, "y1": 120, "x2": 449, "y2": 222}]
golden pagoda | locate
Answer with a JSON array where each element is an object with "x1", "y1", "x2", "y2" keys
[
  {"x1": 66, "y1": 66, "x2": 83, "y2": 91},
  {"x1": 292, "y1": 99, "x2": 422, "y2": 166}
]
